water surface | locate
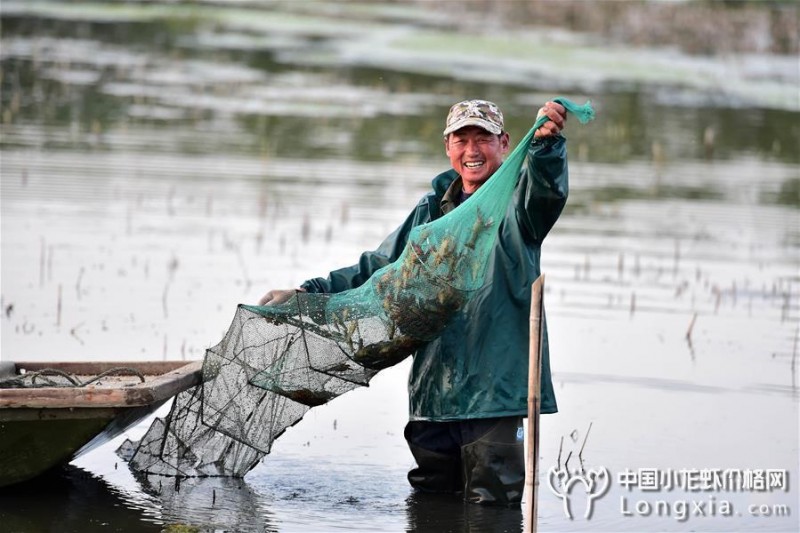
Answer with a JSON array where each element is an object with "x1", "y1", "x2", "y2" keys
[{"x1": 1, "y1": 2, "x2": 798, "y2": 532}]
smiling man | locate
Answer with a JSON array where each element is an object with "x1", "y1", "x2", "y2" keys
[
  {"x1": 443, "y1": 100, "x2": 510, "y2": 194},
  {"x1": 260, "y1": 99, "x2": 569, "y2": 506}
]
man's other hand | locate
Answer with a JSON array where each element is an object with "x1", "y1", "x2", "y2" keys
[{"x1": 258, "y1": 288, "x2": 305, "y2": 306}]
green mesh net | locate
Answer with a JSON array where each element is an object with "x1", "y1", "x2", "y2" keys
[{"x1": 118, "y1": 98, "x2": 595, "y2": 477}]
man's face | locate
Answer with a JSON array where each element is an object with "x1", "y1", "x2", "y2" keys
[{"x1": 445, "y1": 126, "x2": 510, "y2": 193}]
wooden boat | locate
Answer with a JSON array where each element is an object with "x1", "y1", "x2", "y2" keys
[{"x1": 0, "y1": 360, "x2": 202, "y2": 488}]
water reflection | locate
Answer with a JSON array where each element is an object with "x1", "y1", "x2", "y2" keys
[
  {"x1": 405, "y1": 492, "x2": 523, "y2": 533},
  {"x1": 137, "y1": 474, "x2": 276, "y2": 532},
  {"x1": 2, "y1": 8, "x2": 799, "y2": 166},
  {"x1": 0, "y1": 465, "x2": 162, "y2": 532}
]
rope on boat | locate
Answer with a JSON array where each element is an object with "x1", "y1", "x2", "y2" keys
[
  {"x1": 31, "y1": 368, "x2": 81, "y2": 387},
  {"x1": 0, "y1": 367, "x2": 147, "y2": 389}
]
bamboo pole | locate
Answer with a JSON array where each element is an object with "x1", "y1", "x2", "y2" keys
[{"x1": 524, "y1": 275, "x2": 545, "y2": 533}]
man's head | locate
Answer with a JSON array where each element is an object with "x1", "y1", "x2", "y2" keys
[{"x1": 443, "y1": 100, "x2": 510, "y2": 194}]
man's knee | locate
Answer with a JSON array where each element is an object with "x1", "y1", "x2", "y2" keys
[
  {"x1": 406, "y1": 443, "x2": 463, "y2": 494},
  {"x1": 404, "y1": 421, "x2": 463, "y2": 494}
]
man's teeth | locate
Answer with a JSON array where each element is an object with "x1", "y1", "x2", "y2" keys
[{"x1": 464, "y1": 161, "x2": 484, "y2": 168}]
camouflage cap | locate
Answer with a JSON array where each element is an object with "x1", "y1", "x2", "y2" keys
[{"x1": 443, "y1": 99, "x2": 504, "y2": 136}]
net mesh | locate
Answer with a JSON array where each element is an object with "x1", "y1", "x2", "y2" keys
[{"x1": 118, "y1": 98, "x2": 594, "y2": 477}]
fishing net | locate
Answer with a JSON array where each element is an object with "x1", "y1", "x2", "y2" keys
[{"x1": 118, "y1": 98, "x2": 594, "y2": 478}]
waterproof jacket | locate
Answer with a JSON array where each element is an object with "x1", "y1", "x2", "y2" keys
[{"x1": 301, "y1": 134, "x2": 568, "y2": 421}]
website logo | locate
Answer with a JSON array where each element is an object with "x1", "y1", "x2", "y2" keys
[{"x1": 547, "y1": 466, "x2": 611, "y2": 519}]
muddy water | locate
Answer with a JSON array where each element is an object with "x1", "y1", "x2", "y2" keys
[{"x1": 1, "y1": 3, "x2": 798, "y2": 532}]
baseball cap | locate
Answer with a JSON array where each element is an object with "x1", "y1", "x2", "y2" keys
[{"x1": 443, "y1": 99, "x2": 504, "y2": 136}]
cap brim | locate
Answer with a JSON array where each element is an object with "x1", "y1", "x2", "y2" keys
[{"x1": 443, "y1": 117, "x2": 502, "y2": 136}]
